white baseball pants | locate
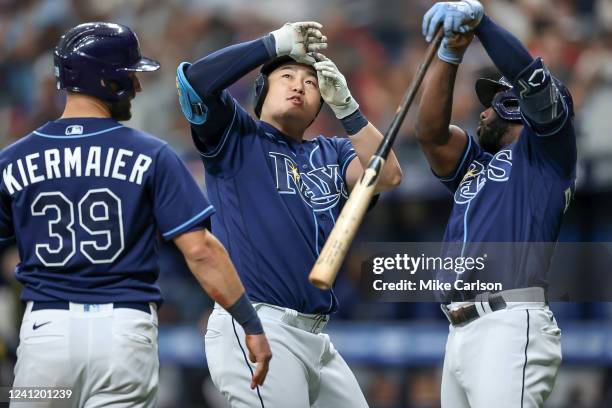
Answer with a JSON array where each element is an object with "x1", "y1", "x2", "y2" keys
[
  {"x1": 205, "y1": 303, "x2": 369, "y2": 408},
  {"x1": 11, "y1": 301, "x2": 159, "y2": 408},
  {"x1": 441, "y1": 301, "x2": 562, "y2": 408}
]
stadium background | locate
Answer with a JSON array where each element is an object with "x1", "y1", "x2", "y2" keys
[{"x1": 1, "y1": 0, "x2": 612, "y2": 406}]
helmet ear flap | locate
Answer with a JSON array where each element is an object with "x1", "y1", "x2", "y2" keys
[
  {"x1": 491, "y1": 90, "x2": 522, "y2": 122},
  {"x1": 253, "y1": 73, "x2": 268, "y2": 118}
]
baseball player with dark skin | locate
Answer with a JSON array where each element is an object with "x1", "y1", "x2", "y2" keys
[
  {"x1": 2, "y1": 23, "x2": 270, "y2": 407},
  {"x1": 416, "y1": 1, "x2": 576, "y2": 407},
  {"x1": 176, "y1": 21, "x2": 402, "y2": 407}
]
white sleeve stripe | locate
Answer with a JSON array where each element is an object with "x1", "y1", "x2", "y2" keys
[
  {"x1": 162, "y1": 205, "x2": 215, "y2": 238},
  {"x1": 340, "y1": 152, "x2": 357, "y2": 178},
  {"x1": 438, "y1": 135, "x2": 473, "y2": 182}
]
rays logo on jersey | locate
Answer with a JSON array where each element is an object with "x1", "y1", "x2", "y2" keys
[
  {"x1": 454, "y1": 149, "x2": 513, "y2": 204},
  {"x1": 269, "y1": 152, "x2": 348, "y2": 212}
]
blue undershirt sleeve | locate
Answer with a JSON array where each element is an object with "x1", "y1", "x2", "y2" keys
[
  {"x1": 474, "y1": 15, "x2": 533, "y2": 82},
  {"x1": 185, "y1": 35, "x2": 275, "y2": 96},
  {"x1": 182, "y1": 36, "x2": 276, "y2": 151}
]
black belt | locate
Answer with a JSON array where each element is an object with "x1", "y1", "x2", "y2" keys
[
  {"x1": 442, "y1": 295, "x2": 507, "y2": 326},
  {"x1": 31, "y1": 301, "x2": 151, "y2": 314}
]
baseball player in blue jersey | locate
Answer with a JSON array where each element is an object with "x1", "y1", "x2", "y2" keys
[
  {"x1": 2, "y1": 22, "x2": 271, "y2": 407},
  {"x1": 416, "y1": 1, "x2": 576, "y2": 407},
  {"x1": 176, "y1": 21, "x2": 402, "y2": 407}
]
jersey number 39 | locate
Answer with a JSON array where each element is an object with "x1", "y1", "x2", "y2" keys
[{"x1": 31, "y1": 188, "x2": 124, "y2": 266}]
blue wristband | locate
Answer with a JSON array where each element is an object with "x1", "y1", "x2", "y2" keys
[
  {"x1": 340, "y1": 109, "x2": 368, "y2": 135},
  {"x1": 227, "y1": 293, "x2": 264, "y2": 335}
]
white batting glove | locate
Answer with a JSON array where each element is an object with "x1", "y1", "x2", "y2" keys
[
  {"x1": 312, "y1": 53, "x2": 359, "y2": 119},
  {"x1": 271, "y1": 22, "x2": 328, "y2": 65}
]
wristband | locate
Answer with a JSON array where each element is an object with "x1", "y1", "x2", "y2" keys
[
  {"x1": 340, "y1": 109, "x2": 368, "y2": 135},
  {"x1": 227, "y1": 293, "x2": 264, "y2": 335}
]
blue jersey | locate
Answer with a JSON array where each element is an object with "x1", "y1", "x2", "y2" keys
[
  {"x1": 192, "y1": 97, "x2": 355, "y2": 314},
  {"x1": 438, "y1": 109, "x2": 576, "y2": 299},
  {"x1": 0, "y1": 118, "x2": 214, "y2": 304}
]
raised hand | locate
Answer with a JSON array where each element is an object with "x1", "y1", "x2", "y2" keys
[
  {"x1": 271, "y1": 22, "x2": 328, "y2": 65},
  {"x1": 312, "y1": 53, "x2": 359, "y2": 119},
  {"x1": 422, "y1": 1, "x2": 483, "y2": 65},
  {"x1": 422, "y1": 0, "x2": 484, "y2": 41}
]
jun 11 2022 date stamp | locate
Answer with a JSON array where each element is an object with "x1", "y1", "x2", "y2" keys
[{"x1": 0, "y1": 387, "x2": 73, "y2": 403}]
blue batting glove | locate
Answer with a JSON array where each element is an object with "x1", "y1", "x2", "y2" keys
[
  {"x1": 437, "y1": 32, "x2": 476, "y2": 65},
  {"x1": 422, "y1": 0, "x2": 484, "y2": 42},
  {"x1": 438, "y1": 37, "x2": 463, "y2": 65}
]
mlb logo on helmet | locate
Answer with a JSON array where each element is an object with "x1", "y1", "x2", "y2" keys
[{"x1": 65, "y1": 125, "x2": 83, "y2": 135}]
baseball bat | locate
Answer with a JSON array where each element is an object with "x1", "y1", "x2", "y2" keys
[{"x1": 308, "y1": 28, "x2": 444, "y2": 290}]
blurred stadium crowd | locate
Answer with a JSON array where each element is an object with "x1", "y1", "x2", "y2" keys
[{"x1": 1, "y1": 0, "x2": 612, "y2": 407}]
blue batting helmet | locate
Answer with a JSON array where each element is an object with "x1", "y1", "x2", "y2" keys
[
  {"x1": 475, "y1": 75, "x2": 574, "y2": 122},
  {"x1": 54, "y1": 22, "x2": 160, "y2": 103},
  {"x1": 475, "y1": 76, "x2": 522, "y2": 122},
  {"x1": 253, "y1": 55, "x2": 295, "y2": 118}
]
